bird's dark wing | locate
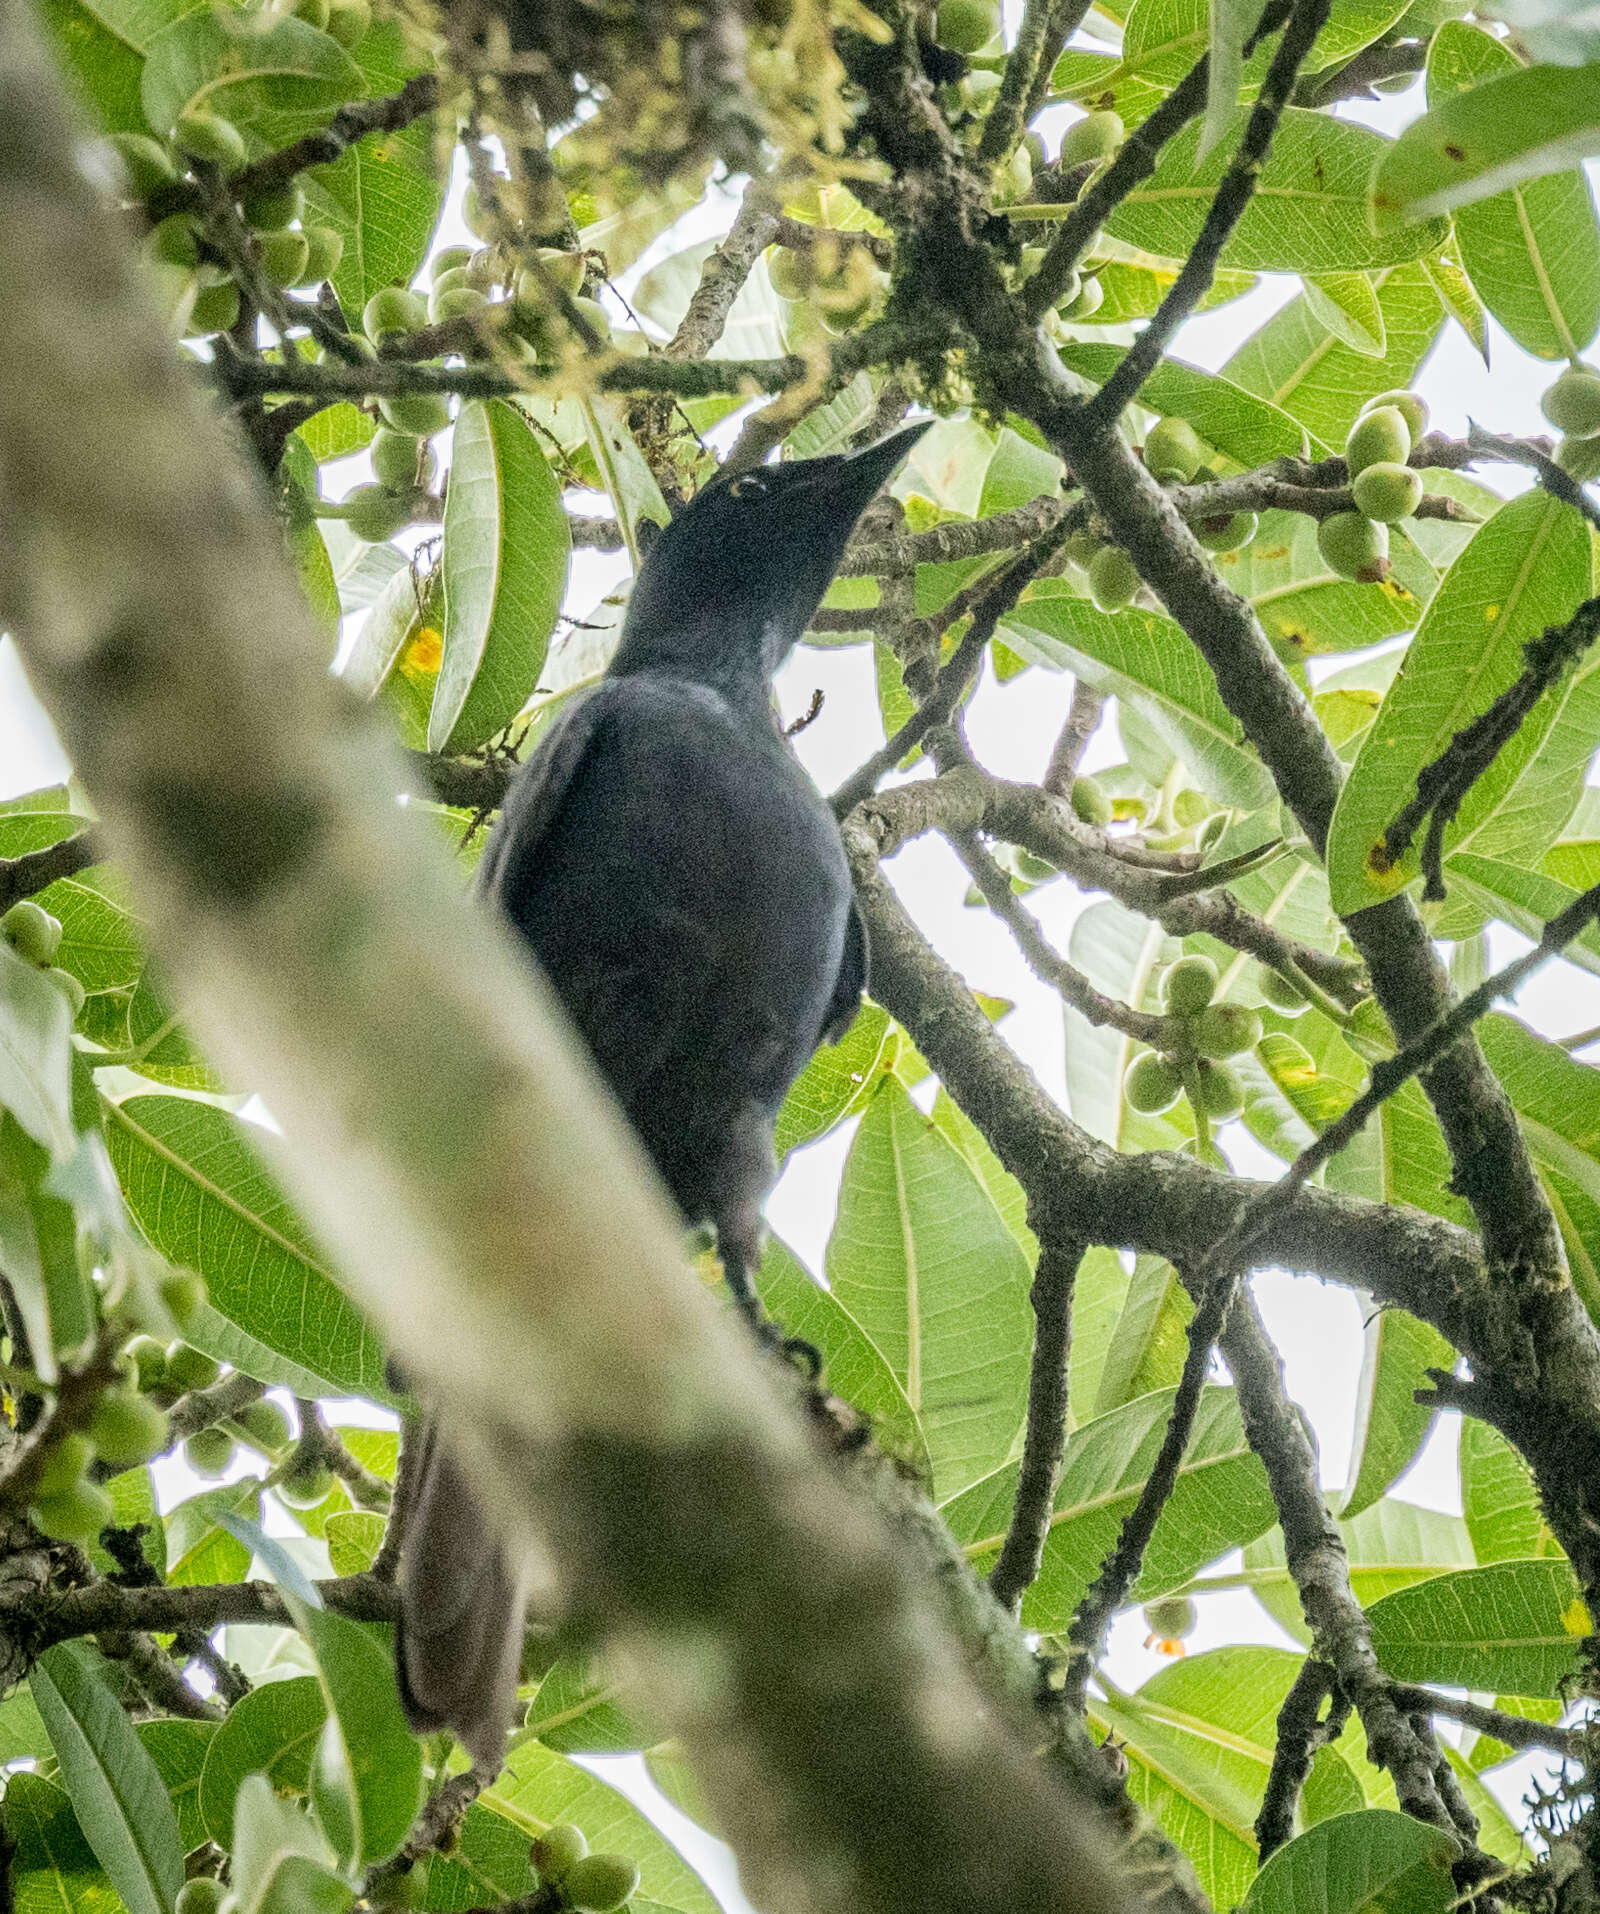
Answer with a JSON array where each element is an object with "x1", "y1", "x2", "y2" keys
[
  {"x1": 821, "y1": 896, "x2": 868, "y2": 1047},
  {"x1": 474, "y1": 689, "x2": 614, "y2": 903}
]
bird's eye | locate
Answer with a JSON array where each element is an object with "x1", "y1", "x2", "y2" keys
[{"x1": 729, "y1": 473, "x2": 768, "y2": 499}]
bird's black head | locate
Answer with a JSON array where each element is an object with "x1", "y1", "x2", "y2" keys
[{"x1": 610, "y1": 421, "x2": 931, "y2": 694}]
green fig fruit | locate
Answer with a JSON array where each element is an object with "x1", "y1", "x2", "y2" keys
[
  {"x1": 1541, "y1": 367, "x2": 1600, "y2": 438},
  {"x1": 30, "y1": 1480, "x2": 115, "y2": 1545},
  {"x1": 105, "y1": 133, "x2": 179, "y2": 199},
  {"x1": 1195, "y1": 1058, "x2": 1246, "y2": 1121},
  {"x1": 1088, "y1": 544, "x2": 1139, "y2": 611},
  {"x1": 258, "y1": 228, "x2": 310, "y2": 288},
  {"x1": 148, "y1": 214, "x2": 202, "y2": 270},
  {"x1": 1193, "y1": 510, "x2": 1257, "y2": 552},
  {"x1": 1, "y1": 899, "x2": 62, "y2": 965},
  {"x1": 1344, "y1": 404, "x2": 1411, "y2": 477},
  {"x1": 299, "y1": 225, "x2": 344, "y2": 284},
  {"x1": 164, "y1": 1341, "x2": 222, "y2": 1393},
  {"x1": 184, "y1": 1427, "x2": 234, "y2": 1477},
  {"x1": 378, "y1": 391, "x2": 453, "y2": 436},
  {"x1": 1141, "y1": 1594, "x2": 1196, "y2": 1641},
  {"x1": 160, "y1": 1268, "x2": 207, "y2": 1328},
  {"x1": 1143, "y1": 416, "x2": 1209, "y2": 483},
  {"x1": 1361, "y1": 388, "x2": 1429, "y2": 441},
  {"x1": 1069, "y1": 775, "x2": 1112, "y2": 826},
  {"x1": 1162, "y1": 954, "x2": 1218, "y2": 1015},
  {"x1": 936, "y1": 0, "x2": 1000, "y2": 50},
  {"x1": 1124, "y1": 1051, "x2": 1183, "y2": 1115},
  {"x1": 370, "y1": 427, "x2": 430, "y2": 491},
  {"x1": 1351, "y1": 459, "x2": 1423, "y2": 524},
  {"x1": 363, "y1": 285, "x2": 428, "y2": 344},
  {"x1": 240, "y1": 179, "x2": 304, "y2": 231},
  {"x1": 531, "y1": 1824, "x2": 589, "y2": 1883},
  {"x1": 767, "y1": 245, "x2": 812, "y2": 301},
  {"x1": 236, "y1": 1398, "x2": 294, "y2": 1453},
  {"x1": 276, "y1": 1459, "x2": 334, "y2": 1508},
  {"x1": 430, "y1": 246, "x2": 473, "y2": 285},
  {"x1": 172, "y1": 110, "x2": 247, "y2": 171},
  {"x1": 188, "y1": 278, "x2": 241, "y2": 334},
  {"x1": 343, "y1": 483, "x2": 416, "y2": 542},
  {"x1": 1257, "y1": 964, "x2": 1309, "y2": 1015},
  {"x1": 175, "y1": 1881, "x2": 226, "y2": 1914},
  {"x1": 429, "y1": 285, "x2": 490, "y2": 323},
  {"x1": 123, "y1": 1335, "x2": 168, "y2": 1393},
  {"x1": 1318, "y1": 511, "x2": 1390, "y2": 583},
  {"x1": 563, "y1": 1854, "x2": 642, "y2": 1913},
  {"x1": 36, "y1": 1433, "x2": 94, "y2": 1500},
  {"x1": 1063, "y1": 109, "x2": 1125, "y2": 165},
  {"x1": 1193, "y1": 1003, "x2": 1263, "y2": 1059},
  {"x1": 89, "y1": 1389, "x2": 170, "y2": 1469}
]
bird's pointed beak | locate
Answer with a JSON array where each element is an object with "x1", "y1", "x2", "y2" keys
[{"x1": 841, "y1": 419, "x2": 933, "y2": 504}]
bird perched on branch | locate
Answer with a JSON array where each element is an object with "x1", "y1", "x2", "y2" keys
[{"x1": 394, "y1": 420, "x2": 931, "y2": 1765}]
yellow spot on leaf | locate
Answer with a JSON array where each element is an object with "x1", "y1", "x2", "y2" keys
[
  {"x1": 404, "y1": 626, "x2": 443, "y2": 674},
  {"x1": 1485, "y1": 603, "x2": 1501, "y2": 621},
  {"x1": 1562, "y1": 1595, "x2": 1592, "y2": 1635}
]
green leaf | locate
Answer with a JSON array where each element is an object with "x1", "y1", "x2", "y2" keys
[
  {"x1": 0, "y1": 938, "x2": 75, "y2": 1160},
  {"x1": 1090, "y1": 1253, "x2": 1193, "y2": 1416},
  {"x1": 431, "y1": 401, "x2": 570, "y2": 754},
  {"x1": 1223, "y1": 508, "x2": 1436, "y2": 657},
  {"x1": 1224, "y1": 262, "x2": 1442, "y2": 450},
  {"x1": 580, "y1": 396, "x2": 670, "y2": 571},
  {"x1": 1338, "y1": 1304, "x2": 1454, "y2": 1518},
  {"x1": 773, "y1": 1001, "x2": 891, "y2": 1157},
  {"x1": 295, "y1": 405, "x2": 375, "y2": 465},
  {"x1": 1302, "y1": 272, "x2": 1386, "y2": 357},
  {"x1": 755, "y1": 1235, "x2": 928, "y2": 1481},
  {"x1": 1367, "y1": 1558, "x2": 1589, "y2": 1694},
  {"x1": 165, "y1": 1483, "x2": 260, "y2": 1586},
  {"x1": 1089, "y1": 1645, "x2": 1365, "y2": 1910},
  {"x1": 6, "y1": 1770, "x2": 123, "y2": 1914},
  {"x1": 1447, "y1": 854, "x2": 1600, "y2": 979},
  {"x1": 198, "y1": 1675, "x2": 327, "y2": 1849},
  {"x1": 1004, "y1": 589, "x2": 1277, "y2": 810},
  {"x1": 1244, "y1": 1809, "x2": 1458, "y2": 1914},
  {"x1": 486, "y1": 1742, "x2": 719, "y2": 1914},
  {"x1": 419, "y1": 1801, "x2": 538, "y2": 1911},
  {"x1": 324, "y1": 1509, "x2": 386, "y2": 1575},
  {"x1": 1242, "y1": 1500, "x2": 1474, "y2": 1643},
  {"x1": 1105, "y1": 109, "x2": 1447, "y2": 272},
  {"x1": 1425, "y1": 25, "x2": 1600, "y2": 359},
  {"x1": 1371, "y1": 58, "x2": 1600, "y2": 225},
  {"x1": 1326, "y1": 488, "x2": 1594, "y2": 915},
  {"x1": 228, "y1": 1775, "x2": 353, "y2": 1914},
  {"x1": 105, "y1": 1095, "x2": 385, "y2": 1398},
  {"x1": 825, "y1": 1076, "x2": 1031, "y2": 1502},
  {"x1": 1057, "y1": 345, "x2": 1306, "y2": 466},
  {"x1": 521, "y1": 1654, "x2": 648, "y2": 1754},
  {"x1": 140, "y1": 10, "x2": 360, "y2": 144},
  {"x1": 30, "y1": 1641, "x2": 185, "y2": 1914},
  {"x1": 1422, "y1": 240, "x2": 1489, "y2": 361},
  {"x1": 1460, "y1": 1417, "x2": 1563, "y2": 1564},
  {"x1": 1060, "y1": 900, "x2": 1184, "y2": 1150},
  {"x1": 945, "y1": 1385, "x2": 1277, "y2": 1628},
  {"x1": 136, "y1": 1720, "x2": 216, "y2": 1855},
  {"x1": 36, "y1": 0, "x2": 149, "y2": 133},
  {"x1": 277, "y1": 1593, "x2": 420, "y2": 1868}
]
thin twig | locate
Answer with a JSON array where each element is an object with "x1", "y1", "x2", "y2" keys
[
  {"x1": 372, "y1": 1413, "x2": 424, "y2": 1581},
  {"x1": 1085, "y1": 0, "x2": 1333, "y2": 425},
  {"x1": 1061, "y1": 1269, "x2": 1236, "y2": 1708},
  {"x1": 1256, "y1": 1658, "x2": 1344, "y2": 1861},
  {"x1": 988, "y1": 1237, "x2": 1083, "y2": 1612},
  {"x1": 1389, "y1": 1686, "x2": 1588, "y2": 1760},
  {"x1": 978, "y1": 0, "x2": 1063, "y2": 164},
  {"x1": 1044, "y1": 682, "x2": 1106, "y2": 799},
  {"x1": 0, "y1": 831, "x2": 98, "y2": 911}
]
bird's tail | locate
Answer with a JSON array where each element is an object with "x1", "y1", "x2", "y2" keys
[{"x1": 395, "y1": 1422, "x2": 526, "y2": 1771}]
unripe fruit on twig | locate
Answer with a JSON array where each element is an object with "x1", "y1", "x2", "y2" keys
[
  {"x1": 189, "y1": 279, "x2": 241, "y2": 335},
  {"x1": 286, "y1": 0, "x2": 330, "y2": 26},
  {"x1": 935, "y1": 0, "x2": 999, "y2": 49},
  {"x1": 89, "y1": 1388, "x2": 169, "y2": 1468},
  {"x1": 429, "y1": 286, "x2": 490, "y2": 323},
  {"x1": 165, "y1": 1341, "x2": 222, "y2": 1393},
  {"x1": 258, "y1": 228, "x2": 310, "y2": 288},
  {"x1": 363, "y1": 286, "x2": 428, "y2": 345},
  {"x1": 148, "y1": 215, "x2": 201, "y2": 269},
  {"x1": 1318, "y1": 511, "x2": 1390, "y2": 583},
  {"x1": 430, "y1": 246, "x2": 473, "y2": 285},
  {"x1": 2, "y1": 900, "x2": 62, "y2": 965},
  {"x1": 277, "y1": 1459, "x2": 335, "y2": 1508},
  {"x1": 1194, "y1": 1004, "x2": 1263, "y2": 1060},
  {"x1": 371, "y1": 428, "x2": 430, "y2": 491},
  {"x1": 564, "y1": 1853, "x2": 642, "y2": 1912},
  {"x1": 1362, "y1": 387, "x2": 1429, "y2": 441},
  {"x1": 1193, "y1": 510, "x2": 1257, "y2": 553},
  {"x1": 124, "y1": 1335, "x2": 167, "y2": 1393},
  {"x1": 173, "y1": 110, "x2": 247, "y2": 171},
  {"x1": 236, "y1": 1399, "x2": 294, "y2": 1453},
  {"x1": 1352, "y1": 460, "x2": 1423, "y2": 523},
  {"x1": 1143, "y1": 416, "x2": 1209, "y2": 483},
  {"x1": 30, "y1": 1481, "x2": 115, "y2": 1545},
  {"x1": 1541, "y1": 367, "x2": 1600, "y2": 437},
  {"x1": 300, "y1": 226, "x2": 343, "y2": 284},
  {"x1": 1195, "y1": 1059, "x2": 1246, "y2": 1121},
  {"x1": 1257, "y1": 964, "x2": 1309, "y2": 1015},
  {"x1": 344, "y1": 484, "x2": 416, "y2": 543},
  {"x1": 1070, "y1": 775, "x2": 1111, "y2": 826},
  {"x1": 1344, "y1": 404, "x2": 1411, "y2": 477},
  {"x1": 241, "y1": 179, "x2": 304, "y2": 231},
  {"x1": 767, "y1": 245, "x2": 810, "y2": 300},
  {"x1": 175, "y1": 1881, "x2": 225, "y2": 1914},
  {"x1": 531, "y1": 1824, "x2": 588, "y2": 1883},
  {"x1": 1142, "y1": 1594, "x2": 1196, "y2": 1642},
  {"x1": 1162, "y1": 954, "x2": 1218, "y2": 1015},
  {"x1": 378, "y1": 392, "x2": 452, "y2": 436},
  {"x1": 105, "y1": 133, "x2": 178, "y2": 198},
  {"x1": 1063, "y1": 109, "x2": 1124, "y2": 165},
  {"x1": 36, "y1": 1434, "x2": 94, "y2": 1500},
  {"x1": 1124, "y1": 1051, "x2": 1182, "y2": 1115},
  {"x1": 185, "y1": 1427, "x2": 234, "y2": 1477},
  {"x1": 1088, "y1": 545, "x2": 1139, "y2": 611}
]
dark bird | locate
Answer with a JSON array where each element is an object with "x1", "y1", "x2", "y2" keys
[{"x1": 394, "y1": 420, "x2": 931, "y2": 1766}]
